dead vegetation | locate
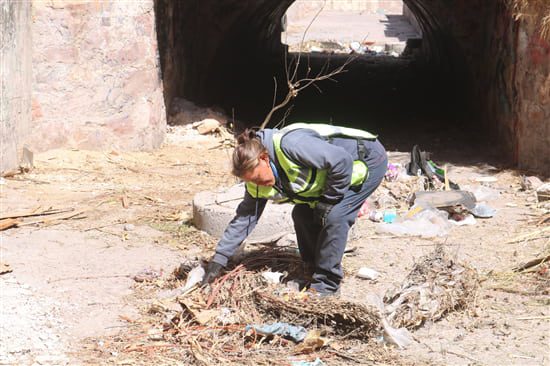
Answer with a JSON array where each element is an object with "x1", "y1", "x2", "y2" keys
[
  {"x1": 86, "y1": 245, "x2": 482, "y2": 365},
  {"x1": 510, "y1": 0, "x2": 550, "y2": 40},
  {"x1": 383, "y1": 246, "x2": 479, "y2": 329}
]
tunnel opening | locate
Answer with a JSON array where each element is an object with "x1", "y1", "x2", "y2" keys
[{"x1": 154, "y1": 0, "x2": 508, "y2": 164}]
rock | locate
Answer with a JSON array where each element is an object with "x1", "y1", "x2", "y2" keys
[
  {"x1": 521, "y1": 175, "x2": 543, "y2": 191},
  {"x1": 357, "y1": 267, "x2": 380, "y2": 280},
  {"x1": 195, "y1": 118, "x2": 221, "y2": 135},
  {"x1": 536, "y1": 183, "x2": 550, "y2": 202}
]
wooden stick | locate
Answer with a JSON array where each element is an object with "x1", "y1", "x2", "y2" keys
[
  {"x1": 513, "y1": 255, "x2": 550, "y2": 272},
  {"x1": 17, "y1": 209, "x2": 86, "y2": 226},
  {"x1": 0, "y1": 207, "x2": 74, "y2": 220},
  {"x1": 0, "y1": 218, "x2": 19, "y2": 231}
]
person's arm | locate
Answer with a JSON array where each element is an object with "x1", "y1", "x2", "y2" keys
[
  {"x1": 281, "y1": 129, "x2": 353, "y2": 204},
  {"x1": 211, "y1": 190, "x2": 267, "y2": 266}
]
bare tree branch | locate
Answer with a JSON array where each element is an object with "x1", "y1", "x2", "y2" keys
[{"x1": 259, "y1": 1, "x2": 360, "y2": 130}]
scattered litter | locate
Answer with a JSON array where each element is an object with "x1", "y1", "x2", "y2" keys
[
  {"x1": 413, "y1": 190, "x2": 477, "y2": 210},
  {"x1": 0, "y1": 177, "x2": 6, "y2": 185},
  {"x1": 463, "y1": 185, "x2": 500, "y2": 202},
  {"x1": 0, "y1": 262, "x2": 13, "y2": 275},
  {"x1": 261, "y1": 271, "x2": 285, "y2": 284},
  {"x1": 369, "y1": 210, "x2": 384, "y2": 222},
  {"x1": 383, "y1": 246, "x2": 479, "y2": 329},
  {"x1": 367, "y1": 294, "x2": 412, "y2": 349},
  {"x1": 182, "y1": 265, "x2": 205, "y2": 292},
  {"x1": 383, "y1": 209, "x2": 397, "y2": 223},
  {"x1": 385, "y1": 163, "x2": 401, "y2": 182},
  {"x1": 245, "y1": 322, "x2": 307, "y2": 343},
  {"x1": 470, "y1": 203, "x2": 496, "y2": 218},
  {"x1": 357, "y1": 267, "x2": 380, "y2": 280},
  {"x1": 291, "y1": 357, "x2": 325, "y2": 366},
  {"x1": 450, "y1": 214, "x2": 477, "y2": 226},
  {"x1": 375, "y1": 205, "x2": 451, "y2": 238}
]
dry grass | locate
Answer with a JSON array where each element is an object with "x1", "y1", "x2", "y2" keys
[{"x1": 510, "y1": 0, "x2": 550, "y2": 40}]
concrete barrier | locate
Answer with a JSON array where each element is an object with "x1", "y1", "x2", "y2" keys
[{"x1": 193, "y1": 184, "x2": 295, "y2": 243}]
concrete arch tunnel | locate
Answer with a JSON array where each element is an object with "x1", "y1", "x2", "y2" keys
[{"x1": 154, "y1": 0, "x2": 549, "y2": 172}]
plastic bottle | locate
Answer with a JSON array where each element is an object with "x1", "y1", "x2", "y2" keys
[{"x1": 368, "y1": 210, "x2": 383, "y2": 222}]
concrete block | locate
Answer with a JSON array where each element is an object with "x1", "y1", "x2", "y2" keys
[{"x1": 193, "y1": 184, "x2": 295, "y2": 243}]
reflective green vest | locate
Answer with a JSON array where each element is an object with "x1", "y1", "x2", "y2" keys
[{"x1": 246, "y1": 123, "x2": 377, "y2": 207}]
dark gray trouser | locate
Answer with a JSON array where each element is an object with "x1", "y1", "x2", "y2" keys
[{"x1": 291, "y1": 155, "x2": 388, "y2": 293}]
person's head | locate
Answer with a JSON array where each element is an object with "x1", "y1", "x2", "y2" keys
[{"x1": 232, "y1": 129, "x2": 275, "y2": 186}]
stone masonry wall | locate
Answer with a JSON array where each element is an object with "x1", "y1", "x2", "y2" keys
[
  {"x1": 509, "y1": 4, "x2": 550, "y2": 172},
  {"x1": 30, "y1": 0, "x2": 165, "y2": 152},
  {"x1": 1, "y1": 1, "x2": 32, "y2": 173}
]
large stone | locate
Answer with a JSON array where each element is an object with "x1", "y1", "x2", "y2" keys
[{"x1": 193, "y1": 184, "x2": 295, "y2": 243}]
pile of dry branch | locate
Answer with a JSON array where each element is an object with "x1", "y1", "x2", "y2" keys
[{"x1": 383, "y1": 246, "x2": 479, "y2": 329}]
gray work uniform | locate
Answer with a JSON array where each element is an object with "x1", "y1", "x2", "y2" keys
[{"x1": 212, "y1": 127, "x2": 388, "y2": 293}]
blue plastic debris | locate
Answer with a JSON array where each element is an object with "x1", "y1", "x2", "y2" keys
[
  {"x1": 245, "y1": 322, "x2": 307, "y2": 342},
  {"x1": 291, "y1": 358, "x2": 325, "y2": 366}
]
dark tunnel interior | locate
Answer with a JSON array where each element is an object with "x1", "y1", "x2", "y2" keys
[{"x1": 154, "y1": 0, "x2": 504, "y2": 164}]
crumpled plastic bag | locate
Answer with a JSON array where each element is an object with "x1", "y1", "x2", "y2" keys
[
  {"x1": 375, "y1": 205, "x2": 451, "y2": 238},
  {"x1": 367, "y1": 294, "x2": 413, "y2": 349},
  {"x1": 470, "y1": 203, "x2": 496, "y2": 218},
  {"x1": 245, "y1": 322, "x2": 307, "y2": 343}
]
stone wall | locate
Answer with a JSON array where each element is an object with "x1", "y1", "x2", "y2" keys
[
  {"x1": 502, "y1": 3, "x2": 550, "y2": 172},
  {"x1": 404, "y1": 0, "x2": 549, "y2": 173},
  {"x1": 30, "y1": 0, "x2": 166, "y2": 152},
  {"x1": 1, "y1": 1, "x2": 32, "y2": 173}
]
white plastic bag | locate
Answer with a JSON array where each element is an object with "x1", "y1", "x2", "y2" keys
[
  {"x1": 182, "y1": 265, "x2": 205, "y2": 292},
  {"x1": 375, "y1": 204, "x2": 451, "y2": 238},
  {"x1": 367, "y1": 294, "x2": 413, "y2": 349}
]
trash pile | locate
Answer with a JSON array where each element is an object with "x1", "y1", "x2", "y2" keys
[
  {"x1": 361, "y1": 145, "x2": 503, "y2": 237},
  {"x1": 118, "y1": 245, "x2": 479, "y2": 365},
  {"x1": 122, "y1": 248, "x2": 408, "y2": 365},
  {"x1": 383, "y1": 246, "x2": 479, "y2": 329}
]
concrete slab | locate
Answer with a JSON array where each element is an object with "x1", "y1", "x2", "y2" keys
[{"x1": 193, "y1": 184, "x2": 295, "y2": 243}]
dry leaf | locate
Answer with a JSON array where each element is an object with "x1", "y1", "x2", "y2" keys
[{"x1": 294, "y1": 329, "x2": 328, "y2": 354}]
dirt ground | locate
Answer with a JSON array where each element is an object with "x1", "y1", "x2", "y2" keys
[{"x1": 1, "y1": 126, "x2": 548, "y2": 365}]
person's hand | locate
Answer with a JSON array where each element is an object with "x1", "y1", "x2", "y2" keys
[
  {"x1": 201, "y1": 261, "x2": 224, "y2": 286},
  {"x1": 314, "y1": 202, "x2": 333, "y2": 226}
]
